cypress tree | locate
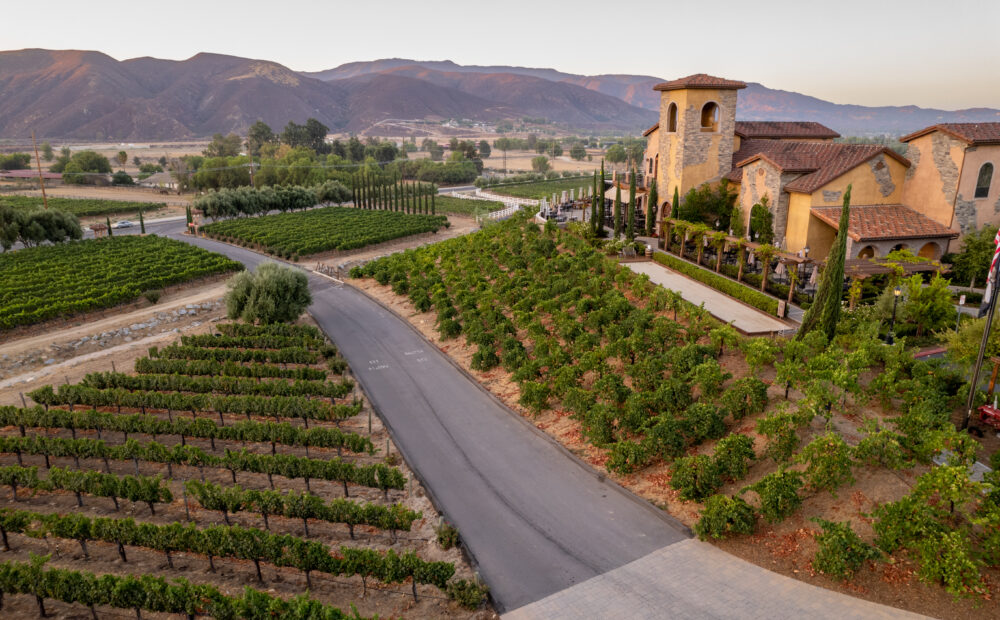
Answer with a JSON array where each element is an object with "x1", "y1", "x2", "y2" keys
[
  {"x1": 424, "y1": 186, "x2": 429, "y2": 214},
  {"x1": 590, "y1": 171, "x2": 600, "y2": 236},
  {"x1": 599, "y1": 160, "x2": 606, "y2": 230},
  {"x1": 106, "y1": 216, "x2": 113, "y2": 237},
  {"x1": 431, "y1": 191, "x2": 436, "y2": 215},
  {"x1": 613, "y1": 184, "x2": 622, "y2": 238},
  {"x1": 671, "y1": 186, "x2": 680, "y2": 219},
  {"x1": 185, "y1": 206, "x2": 192, "y2": 225},
  {"x1": 646, "y1": 179, "x2": 657, "y2": 237},
  {"x1": 139, "y1": 209, "x2": 145, "y2": 235},
  {"x1": 797, "y1": 185, "x2": 852, "y2": 340},
  {"x1": 351, "y1": 176, "x2": 357, "y2": 208},
  {"x1": 626, "y1": 169, "x2": 636, "y2": 241}
]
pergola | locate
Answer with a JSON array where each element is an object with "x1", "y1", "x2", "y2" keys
[{"x1": 842, "y1": 258, "x2": 947, "y2": 280}]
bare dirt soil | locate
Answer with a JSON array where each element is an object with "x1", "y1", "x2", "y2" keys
[{"x1": 353, "y1": 277, "x2": 1000, "y2": 620}]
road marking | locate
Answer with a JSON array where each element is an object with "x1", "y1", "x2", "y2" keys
[{"x1": 367, "y1": 359, "x2": 389, "y2": 371}]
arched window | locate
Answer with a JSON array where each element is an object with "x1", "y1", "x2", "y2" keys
[
  {"x1": 857, "y1": 246, "x2": 876, "y2": 259},
  {"x1": 700, "y1": 102, "x2": 719, "y2": 132},
  {"x1": 976, "y1": 163, "x2": 994, "y2": 198},
  {"x1": 666, "y1": 103, "x2": 678, "y2": 132}
]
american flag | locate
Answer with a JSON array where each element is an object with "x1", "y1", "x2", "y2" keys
[{"x1": 978, "y1": 227, "x2": 1000, "y2": 318}]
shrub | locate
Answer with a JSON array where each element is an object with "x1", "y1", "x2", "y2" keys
[
  {"x1": 694, "y1": 494, "x2": 756, "y2": 540},
  {"x1": 471, "y1": 346, "x2": 500, "y2": 371},
  {"x1": 519, "y1": 381, "x2": 550, "y2": 416},
  {"x1": 607, "y1": 440, "x2": 650, "y2": 474},
  {"x1": 744, "y1": 469, "x2": 803, "y2": 523},
  {"x1": 670, "y1": 454, "x2": 722, "y2": 501},
  {"x1": 713, "y1": 434, "x2": 756, "y2": 481},
  {"x1": 653, "y1": 252, "x2": 779, "y2": 315},
  {"x1": 143, "y1": 290, "x2": 162, "y2": 305},
  {"x1": 436, "y1": 522, "x2": 459, "y2": 550},
  {"x1": 446, "y1": 578, "x2": 490, "y2": 610},
  {"x1": 797, "y1": 432, "x2": 855, "y2": 495},
  {"x1": 853, "y1": 423, "x2": 907, "y2": 469},
  {"x1": 720, "y1": 377, "x2": 768, "y2": 420},
  {"x1": 690, "y1": 359, "x2": 731, "y2": 397},
  {"x1": 756, "y1": 409, "x2": 804, "y2": 462},
  {"x1": 914, "y1": 530, "x2": 985, "y2": 599},
  {"x1": 811, "y1": 519, "x2": 881, "y2": 580},
  {"x1": 682, "y1": 403, "x2": 727, "y2": 443}
]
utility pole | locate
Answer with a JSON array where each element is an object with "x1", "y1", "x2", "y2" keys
[
  {"x1": 31, "y1": 131, "x2": 49, "y2": 210},
  {"x1": 963, "y1": 258, "x2": 1000, "y2": 430}
]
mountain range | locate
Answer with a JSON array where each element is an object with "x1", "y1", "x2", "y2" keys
[{"x1": 0, "y1": 49, "x2": 997, "y2": 140}]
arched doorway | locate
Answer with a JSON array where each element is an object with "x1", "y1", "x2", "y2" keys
[
  {"x1": 857, "y1": 245, "x2": 876, "y2": 259},
  {"x1": 918, "y1": 241, "x2": 940, "y2": 260}
]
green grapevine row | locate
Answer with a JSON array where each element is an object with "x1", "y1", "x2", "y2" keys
[
  {"x1": 0, "y1": 436, "x2": 403, "y2": 493},
  {"x1": 0, "y1": 406, "x2": 374, "y2": 454},
  {"x1": 81, "y1": 371, "x2": 354, "y2": 399},
  {"x1": 180, "y1": 332, "x2": 327, "y2": 351},
  {"x1": 1, "y1": 195, "x2": 166, "y2": 217},
  {"x1": 150, "y1": 343, "x2": 320, "y2": 364},
  {"x1": 0, "y1": 508, "x2": 432, "y2": 589},
  {"x1": 183, "y1": 480, "x2": 418, "y2": 534},
  {"x1": 202, "y1": 206, "x2": 449, "y2": 258},
  {"x1": 28, "y1": 385, "x2": 357, "y2": 422},
  {"x1": 134, "y1": 357, "x2": 329, "y2": 380},
  {"x1": 0, "y1": 465, "x2": 171, "y2": 514},
  {"x1": 0, "y1": 555, "x2": 369, "y2": 619},
  {"x1": 216, "y1": 321, "x2": 323, "y2": 340},
  {"x1": 0, "y1": 236, "x2": 243, "y2": 329}
]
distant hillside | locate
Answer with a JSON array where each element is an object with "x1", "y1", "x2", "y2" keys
[
  {"x1": 1, "y1": 49, "x2": 998, "y2": 139},
  {"x1": 309, "y1": 59, "x2": 1000, "y2": 135}
]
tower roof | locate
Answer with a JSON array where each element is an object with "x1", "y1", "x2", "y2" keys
[{"x1": 653, "y1": 74, "x2": 747, "y2": 92}]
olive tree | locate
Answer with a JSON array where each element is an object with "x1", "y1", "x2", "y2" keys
[{"x1": 224, "y1": 262, "x2": 311, "y2": 324}]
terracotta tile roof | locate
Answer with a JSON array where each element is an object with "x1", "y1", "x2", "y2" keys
[
  {"x1": 734, "y1": 121, "x2": 840, "y2": 140},
  {"x1": 900, "y1": 122, "x2": 1000, "y2": 146},
  {"x1": 653, "y1": 73, "x2": 747, "y2": 92},
  {"x1": 642, "y1": 123, "x2": 659, "y2": 137},
  {"x1": 725, "y1": 140, "x2": 910, "y2": 193},
  {"x1": 810, "y1": 204, "x2": 958, "y2": 242}
]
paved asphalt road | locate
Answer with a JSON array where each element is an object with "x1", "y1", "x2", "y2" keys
[{"x1": 161, "y1": 225, "x2": 689, "y2": 612}]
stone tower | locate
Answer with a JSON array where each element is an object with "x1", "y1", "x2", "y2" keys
[{"x1": 654, "y1": 74, "x2": 746, "y2": 206}]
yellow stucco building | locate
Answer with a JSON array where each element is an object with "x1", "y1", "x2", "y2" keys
[{"x1": 641, "y1": 74, "x2": 1000, "y2": 260}]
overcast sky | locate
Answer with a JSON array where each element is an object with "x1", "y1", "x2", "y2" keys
[{"x1": 4, "y1": 0, "x2": 998, "y2": 110}]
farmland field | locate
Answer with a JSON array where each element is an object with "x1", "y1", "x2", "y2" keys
[
  {"x1": 433, "y1": 195, "x2": 505, "y2": 216},
  {"x1": 0, "y1": 321, "x2": 487, "y2": 618},
  {"x1": 352, "y1": 216, "x2": 1000, "y2": 617},
  {"x1": 484, "y1": 176, "x2": 593, "y2": 200},
  {"x1": 0, "y1": 235, "x2": 242, "y2": 330},
  {"x1": 202, "y1": 206, "x2": 449, "y2": 258},
  {"x1": 0, "y1": 195, "x2": 167, "y2": 217}
]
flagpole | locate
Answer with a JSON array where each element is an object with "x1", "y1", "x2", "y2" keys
[{"x1": 962, "y1": 257, "x2": 1000, "y2": 430}]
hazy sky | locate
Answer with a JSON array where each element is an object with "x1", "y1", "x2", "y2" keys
[{"x1": 4, "y1": 0, "x2": 998, "y2": 110}]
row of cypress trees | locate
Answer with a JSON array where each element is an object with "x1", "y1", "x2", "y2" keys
[{"x1": 350, "y1": 173, "x2": 436, "y2": 215}]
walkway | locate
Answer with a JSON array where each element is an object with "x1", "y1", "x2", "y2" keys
[
  {"x1": 161, "y1": 224, "x2": 920, "y2": 618},
  {"x1": 504, "y1": 540, "x2": 926, "y2": 619},
  {"x1": 624, "y1": 260, "x2": 790, "y2": 334}
]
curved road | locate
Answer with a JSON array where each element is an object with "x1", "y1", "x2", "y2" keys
[{"x1": 156, "y1": 223, "x2": 921, "y2": 618}]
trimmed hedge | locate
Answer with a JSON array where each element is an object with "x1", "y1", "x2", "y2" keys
[{"x1": 653, "y1": 252, "x2": 780, "y2": 316}]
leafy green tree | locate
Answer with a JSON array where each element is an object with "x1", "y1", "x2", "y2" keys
[
  {"x1": 1, "y1": 206, "x2": 82, "y2": 249},
  {"x1": 111, "y1": 171, "x2": 134, "y2": 186},
  {"x1": 246, "y1": 121, "x2": 276, "y2": 157},
  {"x1": 569, "y1": 143, "x2": 587, "y2": 161},
  {"x1": 477, "y1": 140, "x2": 491, "y2": 158},
  {"x1": 605, "y1": 144, "x2": 626, "y2": 165},
  {"x1": 224, "y1": 262, "x2": 311, "y2": 324},
  {"x1": 744, "y1": 469, "x2": 803, "y2": 523},
  {"x1": 694, "y1": 494, "x2": 756, "y2": 540},
  {"x1": 798, "y1": 185, "x2": 851, "y2": 341},
  {"x1": 678, "y1": 181, "x2": 736, "y2": 229},
  {"x1": 41, "y1": 142, "x2": 54, "y2": 162},
  {"x1": 531, "y1": 156, "x2": 550, "y2": 173},
  {"x1": 948, "y1": 224, "x2": 997, "y2": 287},
  {"x1": 900, "y1": 273, "x2": 954, "y2": 337},
  {"x1": 797, "y1": 432, "x2": 855, "y2": 495},
  {"x1": 115, "y1": 151, "x2": 128, "y2": 168},
  {"x1": 203, "y1": 133, "x2": 243, "y2": 157},
  {"x1": 811, "y1": 519, "x2": 881, "y2": 580}
]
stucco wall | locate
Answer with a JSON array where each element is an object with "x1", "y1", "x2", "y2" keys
[
  {"x1": 956, "y1": 144, "x2": 1000, "y2": 234},
  {"x1": 784, "y1": 192, "x2": 813, "y2": 254},
  {"x1": 901, "y1": 132, "x2": 966, "y2": 236},
  {"x1": 810, "y1": 153, "x2": 907, "y2": 207}
]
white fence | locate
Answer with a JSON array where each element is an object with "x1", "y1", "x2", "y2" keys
[{"x1": 448, "y1": 189, "x2": 528, "y2": 222}]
